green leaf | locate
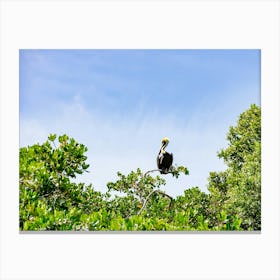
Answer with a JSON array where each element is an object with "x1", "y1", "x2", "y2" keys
[{"x1": 48, "y1": 134, "x2": 57, "y2": 142}]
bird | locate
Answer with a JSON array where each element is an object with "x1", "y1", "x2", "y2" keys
[{"x1": 157, "y1": 137, "x2": 173, "y2": 174}]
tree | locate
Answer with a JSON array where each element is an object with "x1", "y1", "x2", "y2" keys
[
  {"x1": 208, "y1": 104, "x2": 261, "y2": 230},
  {"x1": 19, "y1": 134, "x2": 191, "y2": 231},
  {"x1": 19, "y1": 104, "x2": 260, "y2": 231},
  {"x1": 106, "y1": 166, "x2": 189, "y2": 219},
  {"x1": 19, "y1": 134, "x2": 105, "y2": 230},
  {"x1": 174, "y1": 187, "x2": 210, "y2": 228}
]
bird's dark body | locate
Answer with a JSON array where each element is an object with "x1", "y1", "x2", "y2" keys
[{"x1": 157, "y1": 152, "x2": 173, "y2": 174}]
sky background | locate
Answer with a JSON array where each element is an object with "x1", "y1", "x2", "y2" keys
[{"x1": 19, "y1": 49, "x2": 260, "y2": 196}]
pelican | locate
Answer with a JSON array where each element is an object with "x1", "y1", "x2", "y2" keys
[{"x1": 157, "y1": 137, "x2": 173, "y2": 174}]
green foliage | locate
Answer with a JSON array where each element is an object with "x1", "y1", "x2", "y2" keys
[
  {"x1": 208, "y1": 104, "x2": 261, "y2": 230},
  {"x1": 218, "y1": 104, "x2": 261, "y2": 171},
  {"x1": 19, "y1": 104, "x2": 260, "y2": 231},
  {"x1": 19, "y1": 134, "x2": 105, "y2": 230},
  {"x1": 174, "y1": 187, "x2": 210, "y2": 228},
  {"x1": 170, "y1": 165, "x2": 189, "y2": 178},
  {"x1": 222, "y1": 142, "x2": 261, "y2": 229}
]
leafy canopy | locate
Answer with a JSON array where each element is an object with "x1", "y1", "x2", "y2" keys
[{"x1": 19, "y1": 104, "x2": 260, "y2": 231}]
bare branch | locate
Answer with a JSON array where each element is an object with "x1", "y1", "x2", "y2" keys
[
  {"x1": 137, "y1": 189, "x2": 173, "y2": 215},
  {"x1": 142, "y1": 169, "x2": 161, "y2": 177},
  {"x1": 142, "y1": 169, "x2": 173, "y2": 178}
]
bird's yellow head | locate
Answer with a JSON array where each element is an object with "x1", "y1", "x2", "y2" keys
[
  {"x1": 161, "y1": 137, "x2": 170, "y2": 144},
  {"x1": 160, "y1": 137, "x2": 169, "y2": 154}
]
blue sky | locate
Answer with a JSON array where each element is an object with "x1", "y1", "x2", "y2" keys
[{"x1": 19, "y1": 49, "x2": 260, "y2": 196}]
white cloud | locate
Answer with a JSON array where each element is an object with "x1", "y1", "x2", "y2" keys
[{"x1": 20, "y1": 95, "x2": 230, "y2": 197}]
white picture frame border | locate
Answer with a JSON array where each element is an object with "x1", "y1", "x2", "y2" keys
[{"x1": 1, "y1": 1, "x2": 279, "y2": 279}]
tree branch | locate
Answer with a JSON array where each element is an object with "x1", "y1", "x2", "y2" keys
[
  {"x1": 142, "y1": 169, "x2": 161, "y2": 177},
  {"x1": 137, "y1": 189, "x2": 173, "y2": 215},
  {"x1": 142, "y1": 169, "x2": 173, "y2": 178},
  {"x1": 122, "y1": 166, "x2": 186, "y2": 219}
]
